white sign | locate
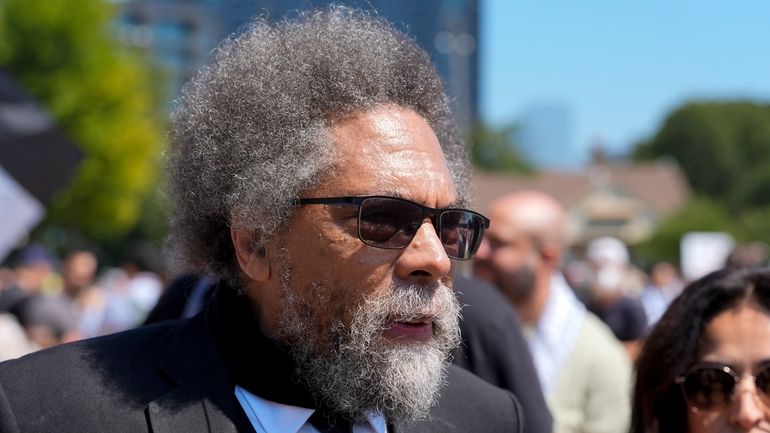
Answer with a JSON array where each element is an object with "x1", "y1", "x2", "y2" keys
[
  {"x1": 680, "y1": 232, "x2": 734, "y2": 282},
  {"x1": 0, "y1": 165, "x2": 44, "y2": 262}
]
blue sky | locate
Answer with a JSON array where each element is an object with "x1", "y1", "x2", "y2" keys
[{"x1": 480, "y1": 0, "x2": 770, "y2": 162}]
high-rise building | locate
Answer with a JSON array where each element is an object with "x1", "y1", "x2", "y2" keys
[
  {"x1": 113, "y1": 0, "x2": 478, "y2": 133},
  {"x1": 113, "y1": 0, "x2": 222, "y2": 96}
]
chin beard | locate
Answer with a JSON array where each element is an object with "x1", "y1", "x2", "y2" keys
[
  {"x1": 276, "y1": 272, "x2": 461, "y2": 423},
  {"x1": 500, "y1": 264, "x2": 537, "y2": 304}
]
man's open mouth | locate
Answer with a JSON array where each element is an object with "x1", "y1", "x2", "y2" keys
[{"x1": 382, "y1": 317, "x2": 434, "y2": 343}]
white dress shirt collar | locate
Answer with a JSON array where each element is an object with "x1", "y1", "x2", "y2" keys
[{"x1": 235, "y1": 385, "x2": 388, "y2": 433}]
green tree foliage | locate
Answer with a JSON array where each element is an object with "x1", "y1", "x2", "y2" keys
[
  {"x1": 471, "y1": 121, "x2": 534, "y2": 174},
  {"x1": 638, "y1": 198, "x2": 770, "y2": 264},
  {"x1": 633, "y1": 101, "x2": 770, "y2": 262},
  {"x1": 0, "y1": 0, "x2": 164, "y2": 244},
  {"x1": 634, "y1": 101, "x2": 770, "y2": 210},
  {"x1": 636, "y1": 197, "x2": 733, "y2": 263},
  {"x1": 733, "y1": 206, "x2": 770, "y2": 246}
]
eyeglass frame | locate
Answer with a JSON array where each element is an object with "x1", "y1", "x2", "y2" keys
[{"x1": 291, "y1": 195, "x2": 490, "y2": 260}]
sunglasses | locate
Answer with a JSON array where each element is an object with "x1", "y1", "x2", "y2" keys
[
  {"x1": 675, "y1": 363, "x2": 770, "y2": 410},
  {"x1": 293, "y1": 195, "x2": 490, "y2": 260}
]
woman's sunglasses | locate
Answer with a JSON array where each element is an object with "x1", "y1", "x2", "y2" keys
[
  {"x1": 676, "y1": 363, "x2": 770, "y2": 410},
  {"x1": 293, "y1": 195, "x2": 490, "y2": 260}
]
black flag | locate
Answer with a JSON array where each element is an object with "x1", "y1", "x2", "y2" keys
[{"x1": 0, "y1": 68, "x2": 81, "y2": 205}]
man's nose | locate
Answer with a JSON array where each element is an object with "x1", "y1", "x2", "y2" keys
[{"x1": 394, "y1": 220, "x2": 452, "y2": 284}]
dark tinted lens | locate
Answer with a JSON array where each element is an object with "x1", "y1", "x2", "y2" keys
[
  {"x1": 755, "y1": 365, "x2": 770, "y2": 399},
  {"x1": 440, "y1": 210, "x2": 484, "y2": 260},
  {"x1": 682, "y1": 367, "x2": 736, "y2": 410},
  {"x1": 358, "y1": 197, "x2": 422, "y2": 248}
]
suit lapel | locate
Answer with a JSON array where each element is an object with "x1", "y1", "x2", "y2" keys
[
  {"x1": 147, "y1": 385, "x2": 222, "y2": 433},
  {"x1": 146, "y1": 365, "x2": 254, "y2": 433},
  {"x1": 145, "y1": 313, "x2": 256, "y2": 433}
]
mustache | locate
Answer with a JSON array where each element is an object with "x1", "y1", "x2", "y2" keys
[{"x1": 359, "y1": 281, "x2": 454, "y2": 325}]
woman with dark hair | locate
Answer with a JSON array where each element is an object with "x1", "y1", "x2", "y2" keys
[{"x1": 632, "y1": 267, "x2": 770, "y2": 433}]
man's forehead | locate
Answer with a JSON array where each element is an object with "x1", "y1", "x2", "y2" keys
[
  {"x1": 361, "y1": 107, "x2": 421, "y2": 137},
  {"x1": 330, "y1": 105, "x2": 436, "y2": 151},
  {"x1": 321, "y1": 105, "x2": 458, "y2": 206},
  {"x1": 487, "y1": 204, "x2": 536, "y2": 240},
  {"x1": 485, "y1": 219, "x2": 525, "y2": 244}
]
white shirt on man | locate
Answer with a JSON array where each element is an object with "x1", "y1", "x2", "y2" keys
[
  {"x1": 526, "y1": 272, "x2": 586, "y2": 396},
  {"x1": 235, "y1": 385, "x2": 387, "y2": 433}
]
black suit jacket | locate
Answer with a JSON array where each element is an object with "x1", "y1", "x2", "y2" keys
[
  {"x1": 0, "y1": 289, "x2": 523, "y2": 433},
  {"x1": 453, "y1": 276, "x2": 553, "y2": 433}
]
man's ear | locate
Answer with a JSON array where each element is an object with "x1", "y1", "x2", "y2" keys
[
  {"x1": 231, "y1": 228, "x2": 270, "y2": 283},
  {"x1": 539, "y1": 242, "x2": 562, "y2": 268}
]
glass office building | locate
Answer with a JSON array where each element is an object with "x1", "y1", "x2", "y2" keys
[{"x1": 114, "y1": 0, "x2": 478, "y2": 132}]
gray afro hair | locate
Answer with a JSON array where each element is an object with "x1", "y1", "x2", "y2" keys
[{"x1": 166, "y1": 6, "x2": 470, "y2": 283}]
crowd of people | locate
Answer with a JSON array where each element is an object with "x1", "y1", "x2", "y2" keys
[
  {"x1": 2, "y1": 194, "x2": 766, "y2": 432},
  {"x1": 0, "y1": 244, "x2": 164, "y2": 359},
  {"x1": 2, "y1": 6, "x2": 770, "y2": 433}
]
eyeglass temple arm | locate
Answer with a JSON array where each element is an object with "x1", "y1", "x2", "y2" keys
[{"x1": 291, "y1": 197, "x2": 362, "y2": 206}]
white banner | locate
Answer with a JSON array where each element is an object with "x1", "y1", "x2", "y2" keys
[
  {"x1": 0, "y1": 164, "x2": 44, "y2": 262},
  {"x1": 680, "y1": 232, "x2": 734, "y2": 282}
]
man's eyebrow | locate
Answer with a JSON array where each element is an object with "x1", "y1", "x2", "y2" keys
[
  {"x1": 442, "y1": 197, "x2": 469, "y2": 209},
  {"x1": 448, "y1": 199, "x2": 467, "y2": 208},
  {"x1": 365, "y1": 189, "x2": 414, "y2": 202},
  {"x1": 398, "y1": 193, "x2": 465, "y2": 209},
  {"x1": 347, "y1": 189, "x2": 466, "y2": 209}
]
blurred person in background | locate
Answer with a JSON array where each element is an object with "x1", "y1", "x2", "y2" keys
[
  {"x1": 585, "y1": 236, "x2": 646, "y2": 296},
  {"x1": 0, "y1": 311, "x2": 36, "y2": 361},
  {"x1": 632, "y1": 266, "x2": 770, "y2": 433},
  {"x1": 585, "y1": 236, "x2": 647, "y2": 359},
  {"x1": 0, "y1": 245, "x2": 71, "y2": 358},
  {"x1": 0, "y1": 264, "x2": 35, "y2": 361},
  {"x1": 0, "y1": 245, "x2": 57, "y2": 313},
  {"x1": 60, "y1": 248, "x2": 107, "y2": 338},
  {"x1": 61, "y1": 249, "x2": 98, "y2": 300},
  {"x1": 475, "y1": 190, "x2": 631, "y2": 433},
  {"x1": 639, "y1": 261, "x2": 683, "y2": 329},
  {"x1": 97, "y1": 243, "x2": 163, "y2": 335},
  {"x1": 562, "y1": 259, "x2": 594, "y2": 304},
  {"x1": 12, "y1": 293, "x2": 79, "y2": 348},
  {"x1": 0, "y1": 266, "x2": 15, "y2": 291},
  {"x1": 726, "y1": 242, "x2": 769, "y2": 269}
]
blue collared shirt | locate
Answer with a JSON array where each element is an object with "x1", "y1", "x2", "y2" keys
[{"x1": 235, "y1": 385, "x2": 388, "y2": 433}]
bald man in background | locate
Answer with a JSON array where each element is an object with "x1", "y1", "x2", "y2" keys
[{"x1": 474, "y1": 191, "x2": 631, "y2": 433}]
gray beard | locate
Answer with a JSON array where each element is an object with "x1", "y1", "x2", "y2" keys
[{"x1": 275, "y1": 269, "x2": 461, "y2": 423}]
